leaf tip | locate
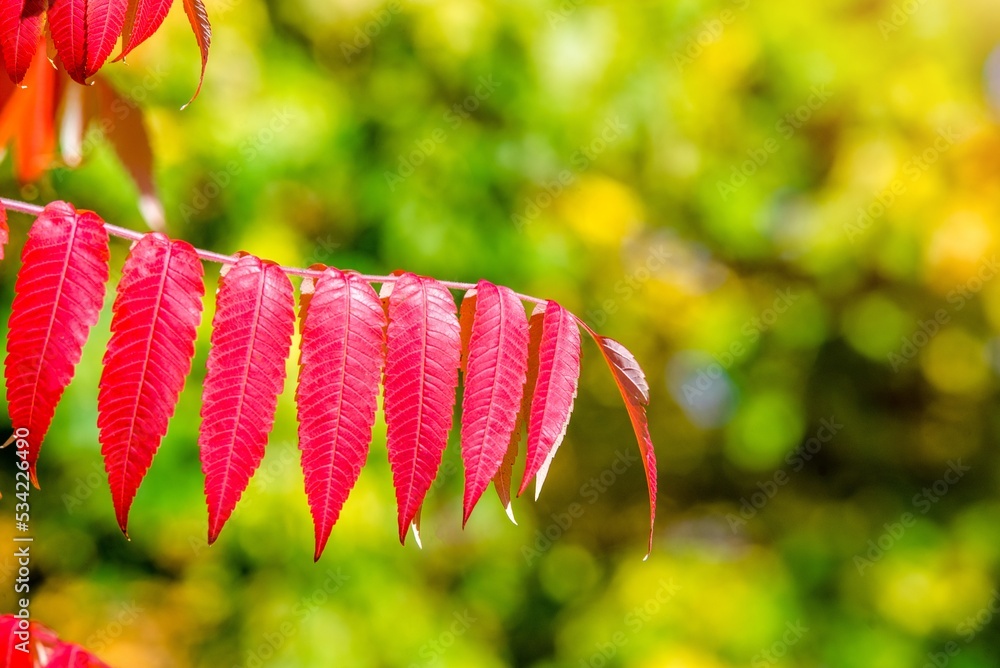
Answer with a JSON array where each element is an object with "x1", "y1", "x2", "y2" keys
[
  {"x1": 411, "y1": 521, "x2": 423, "y2": 550},
  {"x1": 503, "y1": 502, "x2": 517, "y2": 526},
  {"x1": 314, "y1": 533, "x2": 331, "y2": 561}
]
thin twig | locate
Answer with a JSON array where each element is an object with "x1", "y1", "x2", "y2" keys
[{"x1": 0, "y1": 196, "x2": 549, "y2": 307}]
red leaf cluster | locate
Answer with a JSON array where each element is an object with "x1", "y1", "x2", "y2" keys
[
  {"x1": 0, "y1": 52, "x2": 163, "y2": 226},
  {"x1": 1, "y1": 200, "x2": 657, "y2": 557},
  {"x1": 0, "y1": 0, "x2": 209, "y2": 95}
]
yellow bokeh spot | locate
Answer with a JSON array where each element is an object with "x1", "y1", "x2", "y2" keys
[
  {"x1": 875, "y1": 556, "x2": 994, "y2": 634},
  {"x1": 558, "y1": 175, "x2": 643, "y2": 246},
  {"x1": 876, "y1": 567, "x2": 938, "y2": 635},
  {"x1": 925, "y1": 211, "x2": 997, "y2": 292},
  {"x1": 640, "y1": 646, "x2": 729, "y2": 668},
  {"x1": 920, "y1": 328, "x2": 990, "y2": 395},
  {"x1": 700, "y1": 24, "x2": 759, "y2": 85}
]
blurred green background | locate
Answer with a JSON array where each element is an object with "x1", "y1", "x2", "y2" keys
[{"x1": 4, "y1": 0, "x2": 1000, "y2": 666}]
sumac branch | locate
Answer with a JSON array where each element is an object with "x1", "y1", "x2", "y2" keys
[{"x1": 0, "y1": 198, "x2": 658, "y2": 558}]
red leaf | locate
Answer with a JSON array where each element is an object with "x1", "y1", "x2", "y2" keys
[
  {"x1": 0, "y1": 43, "x2": 61, "y2": 182},
  {"x1": 460, "y1": 280, "x2": 529, "y2": 525},
  {"x1": 474, "y1": 294, "x2": 531, "y2": 524},
  {"x1": 0, "y1": 614, "x2": 33, "y2": 668},
  {"x1": 0, "y1": 203, "x2": 7, "y2": 260},
  {"x1": 0, "y1": 615, "x2": 110, "y2": 668},
  {"x1": 297, "y1": 268, "x2": 386, "y2": 560},
  {"x1": 118, "y1": 0, "x2": 173, "y2": 60},
  {"x1": 589, "y1": 333, "x2": 657, "y2": 558},
  {"x1": 48, "y1": 0, "x2": 129, "y2": 84},
  {"x1": 383, "y1": 273, "x2": 461, "y2": 544},
  {"x1": 199, "y1": 254, "x2": 294, "y2": 543},
  {"x1": 181, "y1": 0, "x2": 210, "y2": 108},
  {"x1": 491, "y1": 424, "x2": 519, "y2": 524},
  {"x1": 519, "y1": 301, "x2": 581, "y2": 500},
  {"x1": 98, "y1": 233, "x2": 204, "y2": 535},
  {"x1": 0, "y1": 0, "x2": 45, "y2": 84},
  {"x1": 4, "y1": 201, "x2": 109, "y2": 485},
  {"x1": 47, "y1": 643, "x2": 112, "y2": 667},
  {"x1": 458, "y1": 287, "x2": 476, "y2": 372}
]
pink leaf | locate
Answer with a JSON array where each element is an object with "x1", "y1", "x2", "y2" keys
[
  {"x1": 589, "y1": 333, "x2": 657, "y2": 558},
  {"x1": 199, "y1": 254, "x2": 294, "y2": 543},
  {"x1": 519, "y1": 301, "x2": 581, "y2": 500},
  {"x1": 0, "y1": 0, "x2": 45, "y2": 84},
  {"x1": 459, "y1": 280, "x2": 529, "y2": 525},
  {"x1": 297, "y1": 268, "x2": 386, "y2": 560},
  {"x1": 4, "y1": 201, "x2": 109, "y2": 485},
  {"x1": 383, "y1": 273, "x2": 461, "y2": 544},
  {"x1": 181, "y1": 0, "x2": 210, "y2": 107},
  {"x1": 98, "y1": 233, "x2": 204, "y2": 535}
]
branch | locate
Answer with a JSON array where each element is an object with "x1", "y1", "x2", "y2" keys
[{"x1": 0, "y1": 196, "x2": 548, "y2": 307}]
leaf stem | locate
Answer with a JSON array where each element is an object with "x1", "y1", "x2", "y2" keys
[{"x1": 0, "y1": 196, "x2": 548, "y2": 307}]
